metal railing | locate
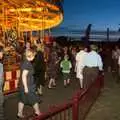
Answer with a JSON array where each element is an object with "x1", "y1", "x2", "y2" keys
[{"x1": 33, "y1": 75, "x2": 104, "y2": 120}]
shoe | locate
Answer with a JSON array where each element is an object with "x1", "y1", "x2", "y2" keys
[
  {"x1": 34, "y1": 113, "x2": 42, "y2": 118},
  {"x1": 17, "y1": 115, "x2": 25, "y2": 119},
  {"x1": 37, "y1": 92, "x2": 43, "y2": 96},
  {"x1": 53, "y1": 84, "x2": 56, "y2": 87},
  {"x1": 48, "y1": 87, "x2": 55, "y2": 89},
  {"x1": 67, "y1": 83, "x2": 70, "y2": 86},
  {"x1": 39, "y1": 93, "x2": 43, "y2": 96},
  {"x1": 38, "y1": 99, "x2": 43, "y2": 104},
  {"x1": 34, "y1": 113, "x2": 40, "y2": 116},
  {"x1": 52, "y1": 84, "x2": 56, "y2": 87}
]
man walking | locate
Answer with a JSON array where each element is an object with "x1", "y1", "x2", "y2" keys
[{"x1": 83, "y1": 44, "x2": 103, "y2": 89}]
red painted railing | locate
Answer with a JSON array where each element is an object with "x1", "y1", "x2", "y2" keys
[{"x1": 33, "y1": 74, "x2": 104, "y2": 120}]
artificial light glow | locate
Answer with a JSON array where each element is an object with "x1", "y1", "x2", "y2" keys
[
  {"x1": 0, "y1": 0, "x2": 63, "y2": 31},
  {"x1": 9, "y1": 8, "x2": 32, "y2": 12},
  {"x1": 9, "y1": 7, "x2": 44, "y2": 12},
  {"x1": 17, "y1": 17, "x2": 54, "y2": 23}
]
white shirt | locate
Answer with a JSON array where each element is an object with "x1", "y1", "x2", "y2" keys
[
  {"x1": 84, "y1": 51, "x2": 103, "y2": 71},
  {"x1": 75, "y1": 50, "x2": 87, "y2": 79},
  {"x1": 76, "y1": 50, "x2": 87, "y2": 67}
]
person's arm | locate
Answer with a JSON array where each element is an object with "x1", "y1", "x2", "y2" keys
[
  {"x1": 69, "y1": 61, "x2": 72, "y2": 69},
  {"x1": 118, "y1": 56, "x2": 120, "y2": 65},
  {"x1": 75, "y1": 53, "x2": 79, "y2": 62},
  {"x1": 60, "y1": 61, "x2": 63, "y2": 68},
  {"x1": 22, "y1": 69, "x2": 29, "y2": 93},
  {"x1": 98, "y1": 55, "x2": 103, "y2": 71}
]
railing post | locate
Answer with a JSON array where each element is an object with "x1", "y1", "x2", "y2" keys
[{"x1": 72, "y1": 96, "x2": 79, "y2": 120}]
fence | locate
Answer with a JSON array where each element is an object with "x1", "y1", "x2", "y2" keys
[{"x1": 33, "y1": 74, "x2": 104, "y2": 120}]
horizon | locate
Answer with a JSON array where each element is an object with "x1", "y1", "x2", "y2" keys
[
  {"x1": 51, "y1": 27, "x2": 120, "y2": 41},
  {"x1": 59, "y1": 0, "x2": 120, "y2": 31}
]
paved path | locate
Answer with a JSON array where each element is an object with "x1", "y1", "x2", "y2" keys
[{"x1": 85, "y1": 72, "x2": 120, "y2": 120}]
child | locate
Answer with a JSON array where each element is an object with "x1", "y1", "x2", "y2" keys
[{"x1": 60, "y1": 55, "x2": 72, "y2": 87}]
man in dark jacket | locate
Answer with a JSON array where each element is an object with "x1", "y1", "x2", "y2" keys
[{"x1": 33, "y1": 42, "x2": 46, "y2": 95}]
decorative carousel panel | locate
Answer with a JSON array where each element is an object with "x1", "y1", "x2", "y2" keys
[{"x1": 0, "y1": 0, "x2": 63, "y2": 31}]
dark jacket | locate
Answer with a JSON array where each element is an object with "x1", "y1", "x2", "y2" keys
[{"x1": 33, "y1": 50, "x2": 46, "y2": 87}]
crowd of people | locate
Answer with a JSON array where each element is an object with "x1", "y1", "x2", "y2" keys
[
  {"x1": 16, "y1": 40, "x2": 104, "y2": 119},
  {"x1": 0, "y1": 39, "x2": 120, "y2": 119}
]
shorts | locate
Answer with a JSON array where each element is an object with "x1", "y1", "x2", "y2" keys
[
  {"x1": 62, "y1": 73, "x2": 70, "y2": 80},
  {"x1": 19, "y1": 90, "x2": 39, "y2": 106}
]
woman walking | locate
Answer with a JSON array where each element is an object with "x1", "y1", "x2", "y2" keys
[{"x1": 17, "y1": 49, "x2": 41, "y2": 118}]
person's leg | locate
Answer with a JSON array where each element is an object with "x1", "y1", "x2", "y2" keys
[
  {"x1": 63, "y1": 73, "x2": 67, "y2": 87},
  {"x1": 37, "y1": 85, "x2": 43, "y2": 95},
  {"x1": 67, "y1": 79, "x2": 70, "y2": 85},
  {"x1": 117, "y1": 66, "x2": 120, "y2": 83},
  {"x1": 48, "y1": 78, "x2": 53, "y2": 88},
  {"x1": 66, "y1": 73, "x2": 71, "y2": 85},
  {"x1": 52, "y1": 78, "x2": 56, "y2": 86},
  {"x1": 17, "y1": 102, "x2": 24, "y2": 117},
  {"x1": 33, "y1": 103, "x2": 41, "y2": 115},
  {"x1": 48, "y1": 78, "x2": 55, "y2": 88},
  {"x1": 64, "y1": 80, "x2": 67, "y2": 87},
  {"x1": 79, "y1": 72, "x2": 83, "y2": 88},
  {"x1": 83, "y1": 67, "x2": 89, "y2": 89},
  {"x1": 79, "y1": 78, "x2": 83, "y2": 88}
]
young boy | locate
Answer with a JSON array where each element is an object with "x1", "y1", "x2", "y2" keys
[{"x1": 60, "y1": 55, "x2": 72, "y2": 87}]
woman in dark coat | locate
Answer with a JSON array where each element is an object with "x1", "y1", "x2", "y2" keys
[{"x1": 33, "y1": 45, "x2": 46, "y2": 95}]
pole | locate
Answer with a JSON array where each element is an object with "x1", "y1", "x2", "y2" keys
[{"x1": 107, "y1": 28, "x2": 109, "y2": 41}]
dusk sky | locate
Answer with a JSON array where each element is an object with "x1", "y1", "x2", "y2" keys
[{"x1": 60, "y1": 0, "x2": 120, "y2": 31}]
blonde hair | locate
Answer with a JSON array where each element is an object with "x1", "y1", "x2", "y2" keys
[{"x1": 25, "y1": 49, "x2": 35, "y2": 58}]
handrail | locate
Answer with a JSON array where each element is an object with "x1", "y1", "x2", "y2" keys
[
  {"x1": 34, "y1": 101, "x2": 73, "y2": 119},
  {"x1": 33, "y1": 74, "x2": 104, "y2": 120}
]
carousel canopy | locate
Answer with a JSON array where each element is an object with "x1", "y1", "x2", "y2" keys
[{"x1": 0, "y1": 0, "x2": 63, "y2": 31}]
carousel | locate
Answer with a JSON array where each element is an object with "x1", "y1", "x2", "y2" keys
[{"x1": 0, "y1": 0, "x2": 63, "y2": 94}]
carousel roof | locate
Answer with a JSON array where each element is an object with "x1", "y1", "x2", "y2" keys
[{"x1": 0, "y1": 0, "x2": 63, "y2": 31}]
